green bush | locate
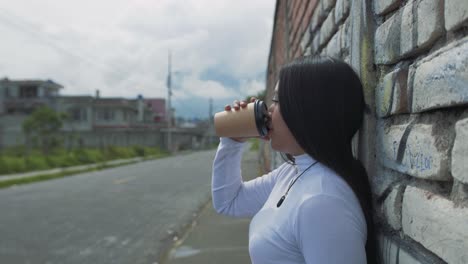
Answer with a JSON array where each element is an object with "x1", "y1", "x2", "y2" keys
[
  {"x1": 104, "y1": 146, "x2": 136, "y2": 160},
  {"x1": 46, "y1": 153, "x2": 77, "y2": 168},
  {"x1": 0, "y1": 156, "x2": 26, "y2": 174},
  {"x1": 0, "y1": 145, "x2": 169, "y2": 175},
  {"x1": 25, "y1": 155, "x2": 50, "y2": 171},
  {"x1": 132, "y1": 145, "x2": 146, "y2": 157},
  {"x1": 73, "y1": 148, "x2": 105, "y2": 164}
]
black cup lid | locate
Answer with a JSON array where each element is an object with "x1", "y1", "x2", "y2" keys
[{"x1": 254, "y1": 100, "x2": 269, "y2": 137}]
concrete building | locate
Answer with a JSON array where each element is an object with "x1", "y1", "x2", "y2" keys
[
  {"x1": 266, "y1": 1, "x2": 467, "y2": 263},
  {"x1": 0, "y1": 80, "x2": 168, "y2": 148},
  {"x1": 0, "y1": 78, "x2": 62, "y2": 115}
]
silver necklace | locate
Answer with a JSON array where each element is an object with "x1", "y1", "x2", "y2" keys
[{"x1": 277, "y1": 161, "x2": 318, "y2": 208}]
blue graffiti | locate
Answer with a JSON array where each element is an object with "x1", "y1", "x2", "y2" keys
[{"x1": 393, "y1": 141, "x2": 433, "y2": 172}]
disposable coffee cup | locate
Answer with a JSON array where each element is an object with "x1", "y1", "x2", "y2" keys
[{"x1": 214, "y1": 100, "x2": 270, "y2": 138}]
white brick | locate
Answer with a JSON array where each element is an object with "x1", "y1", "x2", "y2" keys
[
  {"x1": 382, "y1": 185, "x2": 403, "y2": 230},
  {"x1": 400, "y1": 1, "x2": 416, "y2": 57},
  {"x1": 323, "y1": 0, "x2": 337, "y2": 12},
  {"x1": 378, "y1": 123, "x2": 450, "y2": 180},
  {"x1": 374, "y1": 0, "x2": 402, "y2": 15},
  {"x1": 445, "y1": 0, "x2": 468, "y2": 31},
  {"x1": 310, "y1": 2, "x2": 327, "y2": 33},
  {"x1": 320, "y1": 11, "x2": 337, "y2": 47},
  {"x1": 379, "y1": 235, "x2": 424, "y2": 264},
  {"x1": 402, "y1": 186, "x2": 468, "y2": 264},
  {"x1": 340, "y1": 19, "x2": 351, "y2": 53},
  {"x1": 411, "y1": 37, "x2": 468, "y2": 112},
  {"x1": 417, "y1": 0, "x2": 444, "y2": 48},
  {"x1": 376, "y1": 67, "x2": 409, "y2": 117},
  {"x1": 326, "y1": 31, "x2": 341, "y2": 58},
  {"x1": 375, "y1": 10, "x2": 401, "y2": 64},
  {"x1": 311, "y1": 32, "x2": 321, "y2": 54},
  {"x1": 452, "y1": 118, "x2": 468, "y2": 183},
  {"x1": 300, "y1": 29, "x2": 311, "y2": 53},
  {"x1": 335, "y1": 0, "x2": 350, "y2": 24},
  {"x1": 373, "y1": 165, "x2": 405, "y2": 197}
]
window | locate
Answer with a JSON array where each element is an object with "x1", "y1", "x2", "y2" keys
[
  {"x1": 19, "y1": 85, "x2": 38, "y2": 98},
  {"x1": 68, "y1": 107, "x2": 87, "y2": 121},
  {"x1": 97, "y1": 109, "x2": 114, "y2": 121}
]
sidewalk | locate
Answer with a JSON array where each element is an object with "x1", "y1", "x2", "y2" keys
[{"x1": 163, "y1": 148, "x2": 259, "y2": 264}]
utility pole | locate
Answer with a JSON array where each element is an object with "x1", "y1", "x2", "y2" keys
[
  {"x1": 209, "y1": 98, "x2": 213, "y2": 124},
  {"x1": 166, "y1": 51, "x2": 172, "y2": 152},
  {"x1": 208, "y1": 97, "x2": 213, "y2": 147}
]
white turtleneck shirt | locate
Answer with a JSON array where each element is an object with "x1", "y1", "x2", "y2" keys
[{"x1": 212, "y1": 137, "x2": 367, "y2": 264}]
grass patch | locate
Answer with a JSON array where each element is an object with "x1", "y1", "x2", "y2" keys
[
  {"x1": 0, "y1": 155, "x2": 168, "y2": 189},
  {"x1": 0, "y1": 146, "x2": 168, "y2": 175}
]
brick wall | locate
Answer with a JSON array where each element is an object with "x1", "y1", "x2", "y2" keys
[{"x1": 266, "y1": 0, "x2": 468, "y2": 263}]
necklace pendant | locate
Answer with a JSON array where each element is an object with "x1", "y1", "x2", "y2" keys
[{"x1": 277, "y1": 195, "x2": 285, "y2": 208}]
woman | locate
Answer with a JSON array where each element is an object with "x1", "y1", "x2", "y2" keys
[{"x1": 212, "y1": 56, "x2": 378, "y2": 263}]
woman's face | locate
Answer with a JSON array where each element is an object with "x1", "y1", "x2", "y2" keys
[{"x1": 268, "y1": 86, "x2": 304, "y2": 156}]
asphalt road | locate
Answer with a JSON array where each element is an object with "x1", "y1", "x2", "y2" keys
[{"x1": 0, "y1": 149, "x2": 217, "y2": 264}]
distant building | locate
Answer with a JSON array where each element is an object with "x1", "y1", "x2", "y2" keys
[
  {"x1": 144, "y1": 98, "x2": 166, "y2": 123},
  {"x1": 0, "y1": 78, "x2": 63, "y2": 115},
  {"x1": 0, "y1": 79, "x2": 168, "y2": 147}
]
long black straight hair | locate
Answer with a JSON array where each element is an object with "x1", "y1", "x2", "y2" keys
[{"x1": 278, "y1": 56, "x2": 378, "y2": 263}]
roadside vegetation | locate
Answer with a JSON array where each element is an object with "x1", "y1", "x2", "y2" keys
[
  {"x1": 0, "y1": 145, "x2": 168, "y2": 175},
  {"x1": 0, "y1": 106, "x2": 169, "y2": 175}
]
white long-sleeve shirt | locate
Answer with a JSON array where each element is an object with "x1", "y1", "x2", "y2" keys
[{"x1": 212, "y1": 137, "x2": 367, "y2": 264}]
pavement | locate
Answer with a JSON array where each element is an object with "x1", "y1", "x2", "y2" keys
[
  {"x1": 0, "y1": 150, "x2": 217, "y2": 264},
  {"x1": 162, "y1": 148, "x2": 259, "y2": 264}
]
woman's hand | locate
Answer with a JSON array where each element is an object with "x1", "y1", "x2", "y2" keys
[{"x1": 224, "y1": 97, "x2": 269, "y2": 143}]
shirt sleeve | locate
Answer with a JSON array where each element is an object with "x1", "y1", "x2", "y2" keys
[
  {"x1": 211, "y1": 137, "x2": 280, "y2": 218},
  {"x1": 295, "y1": 195, "x2": 367, "y2": 264}
]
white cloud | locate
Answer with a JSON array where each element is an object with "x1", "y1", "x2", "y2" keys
[{"x1": 0, "y1": 0, "x2": 275, "y2": 118}]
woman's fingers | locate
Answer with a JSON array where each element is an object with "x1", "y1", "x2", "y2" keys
[
  {"x1": 233, "y1": 100, "x2": 240, "y2": 110},
  {"x1": 227, "y1": 97, "x2": 258, "y2": 111}
]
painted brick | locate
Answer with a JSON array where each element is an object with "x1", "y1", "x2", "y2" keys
[
  {"x1": 379, "y1": 235, "x2": 424, "y2": 264},
  {"x1": 452, "y1": 118, "x2": 468, "y2": 184},
  {"x1": 311, "y1": 32, "x2": 321, "y2": 54},
  {"x1": 402, "y1": 186, "x2": 468, "y2": 264},
  {"x1": 340, "y1": 19, "x2": 351, "y2": 55},
  {"x1": 378, "y1": 123, "x2": 451, "y2": 180},
  {"x1": 375, "y1": 10, "x2": 402, "y2": 64},
  {"x1": 411, "y1": 37, "x2": 468, "y2": 112},
  {"x1": 401, "y1": 0, "x2": 444, "y2": 56},
  {"x1": 310, "y1": 1, "x2": 327, "y2": 33},
  {"x1": 319, "y1": 11, "x2": 337, "y2": 47},
  {"x1": 323, "y1": 0, "x2": 337, "y2": 12},
  {"x1": 445, "y1": 0, "x2": 468, "y2": 31},
  {"x1": 335, "y1": 0, "x2": 349, "y2": 24},
  {"x1": 373, "y1": 165, "x2": 405, "y2": 197},
  {"x1": 326, "y1": 31, "x2": 341, "y2": 58},
  {"x1": 300, "y1": 29, "x2": 311, "y2": 54},
  {"x1": 417, "y1": 0, "x2": 444, "y2": 48},
  {"x1": 376, "y1": 67, "x2": 409, "y2": 117},
  {"x1": 400, "y1": 1, "x2": 417, "y2": 57},
  {"x1": 374, "y1": 0, "x2": 402, "y2": 15},
  {"x1": 382, "y1": 185, "x2": 404, "y2": 230},
  {"x1": 451, "y1": 180, "x2": 468, "y2": 206}
]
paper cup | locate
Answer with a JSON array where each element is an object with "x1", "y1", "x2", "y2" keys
[{"x1": 214, "y1": 100, "x2": 269, "y2": 138}]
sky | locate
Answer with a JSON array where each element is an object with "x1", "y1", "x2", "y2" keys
[{"x1": 0, "y1": 0, "x2": 275, "y2": 119}]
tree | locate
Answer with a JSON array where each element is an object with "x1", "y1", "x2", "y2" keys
[
  {"x1": 22, "y1": 106, "x2": 66, "y2": 155},
  {"x1": 244, "y1": 89, "x2": 266, "y2": 102}
]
